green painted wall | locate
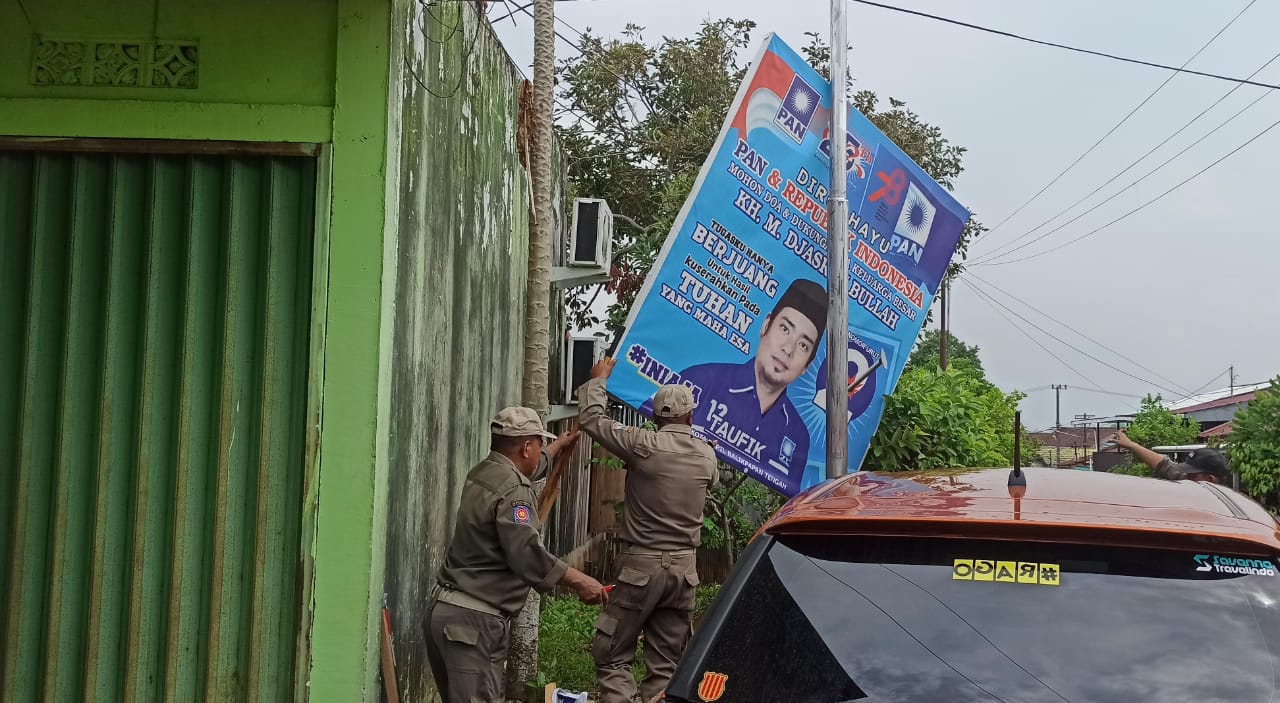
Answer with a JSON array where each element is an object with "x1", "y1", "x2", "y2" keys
[
  {"x1": 0, "y1": 1, "x2": 397, "y2": 701},
  {"x1": 307, "y1": 0, "x2": 395, "y2": 699},
  {"x1": 0, "y1": 0, "x2": 337, "y2": 143},
  {"x1": 0, "y1": 0, "x2": 335, "y2": 105},
  {"x1": 0, "y1": 1, "x2": 571, "y2": 700}
]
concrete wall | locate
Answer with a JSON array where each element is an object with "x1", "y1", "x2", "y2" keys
[{"x1": 380, "y1": 2, "x2": 566, "y2": 699}]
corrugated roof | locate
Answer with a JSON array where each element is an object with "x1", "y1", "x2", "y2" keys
[{"x1": 1165, "y1": 383, "x2": 1270, "y2": 413}]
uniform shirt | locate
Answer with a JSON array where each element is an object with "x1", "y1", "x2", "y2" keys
[
  {"x1": 581, "y1": 378, "x2": 719, "y2": 551},
  {"x1": 642, "y1": 359, "x2": 811, "y2": 496},
  {"x1": 437, "y1": 451, "x2": 568, "y2": 616},
  {"x1": 1154, "y1": 458, "x2": 1203, "y2": 481}
]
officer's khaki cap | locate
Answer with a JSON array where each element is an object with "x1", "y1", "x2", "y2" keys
[
  {"x1": 652, "y1": 384, "x2": 696, "y2": 418},
  {"x1": 490, "y1": 407, "x2": 558, "y2": 441}
]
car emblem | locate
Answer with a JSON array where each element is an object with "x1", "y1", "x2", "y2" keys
[{"x1": 697, "y1": 671, "x2": 728, "y2": 702}]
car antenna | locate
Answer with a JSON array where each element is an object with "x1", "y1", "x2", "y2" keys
[{"x1": 1009, "y1": 410, "x2": 1027, "y2": 488}]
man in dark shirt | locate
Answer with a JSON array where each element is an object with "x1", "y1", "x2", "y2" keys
[{"x1": 1110, "y1": 429, "x2": 1231, "y2": 482}]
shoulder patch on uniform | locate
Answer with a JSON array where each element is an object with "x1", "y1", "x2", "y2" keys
[{"x1": 512, "y1": 501, "x2": 532, "y2": 524}]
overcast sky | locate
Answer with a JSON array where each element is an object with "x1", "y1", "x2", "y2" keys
[{"x1": 493, "y1": 0, "x2": 1280, "y2": 430}]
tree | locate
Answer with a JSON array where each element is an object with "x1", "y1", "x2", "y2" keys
[
  {"x1": 511, "y1": 0, "x2": 558, "y2": 694},
  {"x1": 1111, "y1": 395, "x2": 1201, "y2": 477},
  {"x1": 905, "y1": 329, "x2": 984, "y2": 376},
  {"x1": 556, "y1": 20, "x2": 983, "y2": 334},
  {"x1": 864, "y1": 366, "x2": 1029, "y2": 472},
  {"x1": 1230, "y1": 377, "x2": 1280, "y2": 511},
  {"x1": 702, "y1": 469, "x2": 786, "y2": 560}
]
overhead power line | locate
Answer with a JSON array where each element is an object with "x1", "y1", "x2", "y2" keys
[
  {"x1": 962, "y1": 280, "x2": 1127, "y2": 398},
  {"x1": 975, "y1": 113, "x2": 1280, "y2": 266},
  {"x1": 1167, "y1": 369, "x2": 1232, "y2": 405},
  {"x1": 965, "y1": 272, "x2": 1192, "y2": 393},
  {"x1": 973, "y1": 53, "x2": 1280, "y2": 266},
  {"x1": 975, "y1": 0, "x2": 1258, "y2": 241},
  {"x1": 967, "y1": 48, "x2": 1280, "y2": 263},
  {"x1": 846, "y1": 0, "x2": 1280, "y2": 91},
  {"x1": 960, "y1": 278, "x2": 1189, "y2": 397}
]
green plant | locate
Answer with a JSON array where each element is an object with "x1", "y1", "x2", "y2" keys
[
  {"x1": 537, "y1": 584, "x2": 722, "y2": 694},
  {"x1": 864, "y1": 366, "x2": 1026, "y2": 471},
  {"x1": 702, "y1": 470, "x2": 785, "y2": 559},
  {"x1": 1124, "y1": 394, "x2": 1201, "y2": 448},
  {"x1": 1231, "y1": 377, "x2": 1280, "y2": 511},
  {"x1": 905, "y1": 329, "x2": 985, "y2": 377},
  {"x1": 538, "y1": 595, "x2": 601, "y2": 693},
  {"x1": 1110, "y1": 462, "x2": 1153, "y2": 478}
]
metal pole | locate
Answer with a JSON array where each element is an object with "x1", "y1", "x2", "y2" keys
[
  {"x1": 939, "y1": 280, "x2": 948, "y2": 371},
  {"x1": 1052, "y1": 384, "x2": 1067, "y2": 468},
  {"x1": 825, "y1": 0, "x2": 850, "y2": 480}
]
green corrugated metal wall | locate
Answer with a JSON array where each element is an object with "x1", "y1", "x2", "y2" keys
[{"x1": 0, "y1": 148, "x2": 316, "y2": 702}]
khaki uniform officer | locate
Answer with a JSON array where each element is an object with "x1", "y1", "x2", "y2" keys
[
  {"x1": 425, "y1": 407, "x2": 608, "y2": 703},
  {"x1": 578, "y1": 359, "x2": 719, "y2": 703}
]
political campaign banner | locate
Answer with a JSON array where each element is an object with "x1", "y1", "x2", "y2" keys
[{"x1": 606, "y1": 33, "x2": 971, "y2": 496}]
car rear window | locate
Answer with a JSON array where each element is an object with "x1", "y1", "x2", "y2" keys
[{"x1": 668, "y1": 534, "x2": 1280, "y2": 702}]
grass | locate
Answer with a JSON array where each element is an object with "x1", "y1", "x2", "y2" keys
[{"x1": 537, "y1": 584, "x2": 721, "y2": 694}]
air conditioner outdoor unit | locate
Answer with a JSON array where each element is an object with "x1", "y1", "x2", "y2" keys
[
  {"x1": 568, "y1": 198, "x2": 613, "y2": 268},
  {"x1": 563, "y1": 334, "x2": 604, "y2": 403}
]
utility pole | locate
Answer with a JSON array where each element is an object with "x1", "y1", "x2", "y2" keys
[
  {"x1": 938, "y1": 279, "x2": 948, "y2": 371},
  {"x1": 510, "y1": 0, "x2": 556, "y2": 695},
  {"x1": 1052, "y1": 384, "x2": 1067, "y2": 468},
  {"x1": 824, "y1": 0, "x2": 850, "y2": 480},
  {"x1": 1230, "y1": 364, "x2": 1237, "y2": 398},
  {"x1": 1075, "y1": 413, "x2": 1098, "y2": 452}
]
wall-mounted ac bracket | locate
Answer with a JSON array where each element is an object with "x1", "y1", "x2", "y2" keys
[
  {"x1": 546, "y1": 404, "x2": 579, "y2": 423},
  {"x1": 551, "y1": 266, "x2": 610, "y2": 288}
]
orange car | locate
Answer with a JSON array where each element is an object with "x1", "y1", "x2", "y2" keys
[{"x1": 663, "y1": 467, "x2": 1280, "y2": 702}]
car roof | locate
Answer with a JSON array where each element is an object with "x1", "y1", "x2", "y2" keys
[{"x1": 765, "y1": 468, "x2": 1280, "y2": 553}]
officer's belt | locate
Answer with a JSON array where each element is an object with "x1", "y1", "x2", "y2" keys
[
  {"x1": 435, "y1": 585, "x2": 503, "y2": 618},
  {"x1": 621, "y1": 545, "x2": 695, "y2": 557}
]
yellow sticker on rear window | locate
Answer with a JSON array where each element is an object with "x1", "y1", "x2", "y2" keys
[
  {"x1": 1038, "y1": 563, "x2": 1060, "y2": 586},
  {"x1": 953, "y1": 559, "x2": 1061, "y2": 586},
  {"x1": 995, "y1": 561, "x2": 1017, "y2": 583},
  {"x1": 974, "y1": 559, "x2": 995, "y2": 581}
]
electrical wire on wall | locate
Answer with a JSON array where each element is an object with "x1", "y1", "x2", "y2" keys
[{"x1": 407, "y1": 0, "x2": 482, "y2": 100}]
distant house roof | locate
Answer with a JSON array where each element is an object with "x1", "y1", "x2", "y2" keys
[
  {"x1": 1165, "y1": 383, "x2": 1271, "y2": 414},
  {"x1": 1026, "y1": 427, "x2": 1108, "y2": 448},
  {"x1": 1200, "y1": 421, "x2": 1233, "y2": 438},
  {"x1": 1070, "y1": 414, "x2": 1135, "y2": 426}
]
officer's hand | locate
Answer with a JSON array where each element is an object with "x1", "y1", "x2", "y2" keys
[
  {"x1": 1109, "y1": 429, "x2": 1132, "y2": 448},
  {"x1": 549, "y1": 430, "x2": 580, "y2": 456},
  {"x1": 564, "y1": 569, "x2": 609, "y2": 605},
  {"x1": 589, "y1": 357, "x2": 617, "y2": 380}
]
